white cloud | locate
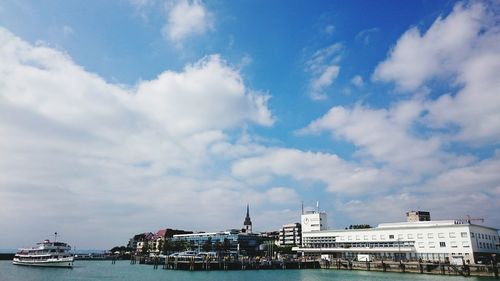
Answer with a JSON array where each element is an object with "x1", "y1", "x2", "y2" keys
[
  {"x1": 373, "y1": 3, "x2": 486, "y2": 91},
  {"x1": 350, "y1": 75, "x2": 363, "y2": 87},
  {"x1": 0, "y1": 26, "x2": 274, "y2": 248},
  {"x1": 305, "y1": 43, "x2": 343, "y2": 100},
  {"x1": 232, "y1": 148, "x2": 398, "y2": 194},
  {"x1": 373, "y1": 2, "x2": 500, "y2": 144},
  {"x1": 162, "y1": 0, "x2": 214, "y2": 44},
  {"x1": 355, "y1": 27, "x2": 379, "y2": 45},
  {"x1": 324, "y1": 25, "x2": 335, "y2": 35},
  {"x1": 298, "y1": 101, "x2": 473, "y2": 175}
]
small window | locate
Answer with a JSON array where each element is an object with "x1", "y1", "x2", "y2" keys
[
  {"x1": 438, "y1": 233, "x2": 445, "y2": 238},
  {"x1": 389, "y1": 235, "x2": 394, "y2": 239},
  {"x1": 372, "y1": 235, "x2": 376, "y2": 240},
  {"x1": 449, "y1": 232, "x2": 456, "y2": 238},
  {"x1": 417, "y1": 233, "x2": 423, "y2": 239},
  {"x1": 461, "y1": 232, "x2": 467, "y2": 238},
  {"x1": 451, "y1": 241, "x2": 457, "y2": 248},
  {"x1": 364, "y1": 235, "x2": 368, "y2": 240},
  {"x1": 471, "y1": 232, "x2": 474, "y2": 238},
  {"x1": 408, "y1": 234, "x2": 413, "y2": 239},
  {"x1": 380, "y1": 235, "x2": 386, "y2": 240},
  {"x1": 356, "y1": 236, "x2": 360, "y2": 240},
  {"x1": 428, "y1": 233, "x2": 434, "y2": 239},
  {"x1": 398, "y1": 234, "x2": 404, "y2": 239},
  {"x1": 429, "y1": 242, "x2": 435, "y2": 248},
  {"x1": 439, "y1": 242, "x2": 446, "y2": 247},
  {"x1": 462, "y1": 241, "x2": 470, "y2": 248},
  {"x1": 418, "y1": 242, "x2": 424, "y2": 248}
]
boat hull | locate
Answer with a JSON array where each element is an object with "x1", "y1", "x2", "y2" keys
[{"x1": 13, "y1": 258, "x2": 74, "y2": 268}]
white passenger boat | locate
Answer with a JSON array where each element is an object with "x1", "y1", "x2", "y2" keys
[{"x1": 13, "y1": 234, "x2": 74, "y2": 268}]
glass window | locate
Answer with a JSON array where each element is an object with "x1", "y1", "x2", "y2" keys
[
  {"x1": 451, "y1": 241, "x2": 457, "y2": 248},
  {"x1": 417, "y1": 233, "x2": 423, "y2": 239},
  {"x1": 418, "y1": 242, "x2": 424, "y2": 248},
  {"x1": 380, "y1": 235, "x2": 386, "y2": 240},
  {"x1": 471, "y1": 232, "x2": 474, "y2": 238},
  {"x1": 398, "y1": 234, "x2": 404, "y2": 239},
  {"x1": 438, "y1": 233, "x2": 445, "y2": 238},
  {"x1": 449, "y1": 232, "x2": 456, "y2": 238},
  {"x1": 439, "y1": 242, "x2": 446, "y2": 247},
  {"x1": 356, "y1": 236, "x2": 360, "y2": 240},
  {"x1": 364, "y1": 235, "x2": 368, "y2": 240},
  {"x1": 408, "y1": 234, "x2": 413, "y2": 239},
  {"x1": 389, "y1": 235, "x2": 394, "y2": 239},
  {"x1": 428, "y1": 233, "x2": 434, "y2": 239},
  {"x1": 429, "y1": 242, "x2": 435, "y2": 248},
  {"x1": 461, "y1": 232, "x2": 467, "y2": 238},
  {"x1": 372, "y1": 235, "x2": 377, "y2": 240}
]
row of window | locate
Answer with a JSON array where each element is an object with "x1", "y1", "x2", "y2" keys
[
  {"x1": 478, "y1": 242, "x2": 497, "y2": 249},
  {"x1": 471, "y1": 232, "x2": 498, "y2": 241},
  {"x1": 335, "y1": 231, "x2": 469, "y2": 241},
  {"x1": 302, "y1": 241, "x2": 414, "y2": 249},
  {"x1": 417, "y1": 241, "x2": 469, "y2": 248}
]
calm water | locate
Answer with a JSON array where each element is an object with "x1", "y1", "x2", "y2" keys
[{"x1": 0, "y1": 261, "x2": 497, "y2": 281}]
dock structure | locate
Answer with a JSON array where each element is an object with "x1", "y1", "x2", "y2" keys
[
  {"x1": 321, "y1": 259, "x2": 499, "y2": 279},
  {"x1": 162, "y1": 256, "x2": 320, "y2": 271}
]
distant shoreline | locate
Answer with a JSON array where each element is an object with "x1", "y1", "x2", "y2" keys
[{"x1": 0, "y1": 253, "x2": 15, "y2": 260}]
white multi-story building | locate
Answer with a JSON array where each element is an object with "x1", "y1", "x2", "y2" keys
[
  {"x1": 301, "y1": 211, "x2": 327, "y2": 233},
  {"x1": 279, "y1": 223, "x2": 302, "y2": 246},
  {"x1": 294, "y1": 213, "x2": 500, "y2": 264}
]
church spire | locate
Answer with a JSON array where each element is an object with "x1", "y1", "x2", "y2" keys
[{"x1": 243, "y1": 203, "x2": 252, "y2": 233}]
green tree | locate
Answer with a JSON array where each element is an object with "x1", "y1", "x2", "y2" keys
[
  {"x1": 162, "y1": 239, "x2": 172, "y2": 255},
  {"x1": 223, "y1": 238, "x2": 231, "y2": 254},
  {"x1": 141, "y1": 240, "x2": 150, "y2": 256},
  {"x1": 202, "y1": 237, "x2": 212, "y2": 252}
]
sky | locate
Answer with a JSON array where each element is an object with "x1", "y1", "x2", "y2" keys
[{"x1": 0, "y1": 0, "x2": 499, "y2": 249}]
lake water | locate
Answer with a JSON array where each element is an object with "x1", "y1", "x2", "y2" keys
[{"x1": 0, "y1": 260, "x2": 497, "y2": 281}]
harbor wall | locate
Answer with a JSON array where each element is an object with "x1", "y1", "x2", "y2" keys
[{"x1": 321, "y1": 259, "x2": 499, "y2": 278}]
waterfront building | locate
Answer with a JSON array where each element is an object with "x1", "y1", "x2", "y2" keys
[
  {"x1": 171, "y1": 230, "x2": 270, "y2": 256},
  {"x1": 243, "y1": 204, "x2": 253, "y2": 233},
  {"x1": 279, "y1": 223, "x2": 302, "y2": 247},
  {"x1": 294, "y1": 211, "x2": 500, "y2": 264},
  {"x1": 406, "y1": 211, "x2": 431, "y2": 222},
  {"x1": 301, "y1": 210, "x2": 327, "y2": 233},
  {"x1": 128, "y1": 232, "x2": 153, "y2": 252},
  {"x1": 150, "y1": 229, "x2": 191, "y2": 254}
]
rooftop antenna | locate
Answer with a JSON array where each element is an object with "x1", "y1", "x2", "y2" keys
[
  {"x1": 54, "y1": 232, "x2": 58, "y2": 242},
  {"x1": 316, "y1": 201, "x2": 319, "y2": 212},
  {"x1": 301, "y1": 201, "x2": 304, "y2": 215}
]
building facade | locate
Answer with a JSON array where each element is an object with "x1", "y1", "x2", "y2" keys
[
  {"x1": 172, "y1": 230, "x2": 270, "y2": 256},
  {"x1": 294, "y1": 218, "x2": 500, "y2": 264},
  {"x1": 406, "y1": 211, "x2": 431, "y2": 222},
  {"x1": 301, "y1": 211, "x2": 327, "y2": 233},
  {"x1": 279, "y1": 223, "x2": 302, "y2": 246}
]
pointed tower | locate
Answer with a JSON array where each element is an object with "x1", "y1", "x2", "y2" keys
[{"x1": 243, "y1": 204, "x2": 252, "y2": 233}]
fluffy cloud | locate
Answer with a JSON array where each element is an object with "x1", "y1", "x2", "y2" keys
[
  {"x1": 298, "y1": 100, "x2": 473, "y2": 175},
  {"x1": 232, "y1": 148, "x2": 398, "y2": 194},
  {"x1": 305, "y1": 43, "x2": 343, "y2": 100},
  {"x1": 374, "y1": 2, "x2": 500, "y2": 142},
  {"x1": 373, "y1": 3, "x2": 486, "y2": 91},
  {"x1": 0, "y1": 27, "x2": 274, "y2": 247},
  {"x1": 162, "y1": 0, "x2": 214, "y2": 44}
]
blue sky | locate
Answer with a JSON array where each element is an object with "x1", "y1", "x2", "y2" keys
[{"x1": 0, "y1": 0, "x2": 499, "y2": 249}]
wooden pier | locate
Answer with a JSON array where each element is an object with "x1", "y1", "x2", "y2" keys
[
  {"x1": 161, "y1": 257, "x2": 320, "y2": 271},
  {"x1": 321, "y1": 259, "x2": 499, "y2": 279}
]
